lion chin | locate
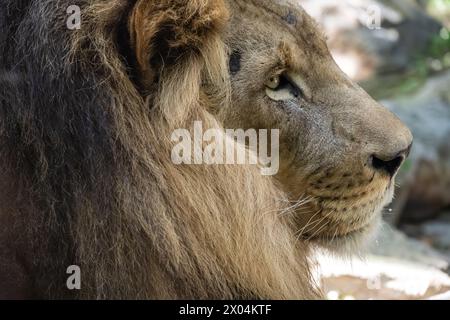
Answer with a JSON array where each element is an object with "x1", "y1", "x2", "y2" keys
[
  {"x1": 313, "y1": 215, "x2": 382, "y2": 255},
  {"x1": 306, "y1": 183, "x2": 395, "y2": 254}
]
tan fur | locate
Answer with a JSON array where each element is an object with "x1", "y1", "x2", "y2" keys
[
  {"x1": 217, "y1": 0, "x2": 412, "y2": 251},
  {"x1": 61, "y1": 0, "x2": 321, "y2": 299},
  {"x1": 0, "y1": 0, "x2": 412, "y2": 299}
]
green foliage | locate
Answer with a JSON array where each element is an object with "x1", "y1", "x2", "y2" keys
[
  {"x1": 399, "y1": 158, "x2": 413, "y2": 175},
  {"x1": 362, "y1": 1, "x2": 450, "y2": 100},
  {"x1": 427, "y1": 0, "x2": 450, "y2": 28},
  {"x1": 428, "y1": 29, "x2": 450, "y2": 59},
  {"x1": 364, "y1": 26, "x2": 450, "y2": 100},
  {"x1": 427, "y1": 0, "x2": 450, "y2": 11}
]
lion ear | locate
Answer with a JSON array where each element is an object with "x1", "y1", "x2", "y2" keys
[{"x1": 128, "y1": 0, "x2": 229, "y2": 88}]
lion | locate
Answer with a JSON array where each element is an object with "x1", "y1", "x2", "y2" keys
[{"x1": 0, "y1": 0, "x2": 412, "y2": 299}]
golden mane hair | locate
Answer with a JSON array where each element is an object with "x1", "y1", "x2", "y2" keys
[{"x1": 0, "y1": 0, "x2": 321, "y2": 299}]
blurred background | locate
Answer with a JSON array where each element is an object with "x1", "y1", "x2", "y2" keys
[{"x1": 298, "y1": 0, "x2": 450, "y2": 299}]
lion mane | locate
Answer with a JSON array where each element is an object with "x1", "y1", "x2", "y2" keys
[{"x1": 0, "y1": 0, "x2": 320, "y2": 299}]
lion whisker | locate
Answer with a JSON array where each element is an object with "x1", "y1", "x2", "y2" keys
[
  {"x1": 306, "y1": 220, "x2": 331, "y2": 241},
  {"x1": 295, "y1": 208, "x2": 322, "y2": 237}
]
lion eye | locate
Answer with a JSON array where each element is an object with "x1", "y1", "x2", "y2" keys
[
  {"x1": 265, "y1": 76, "x2": 281, "y2": 90},
  {"x1": 265, "y1": 73, "x2": 304, "y2": 101}
]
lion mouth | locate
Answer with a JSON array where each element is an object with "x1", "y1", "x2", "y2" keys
[
  {"x1": 296, "y1": 191, "x2": 386, "y2": 252},
  {"x1": 299, "y1": 179, "x2": 393, "y2": 236}
]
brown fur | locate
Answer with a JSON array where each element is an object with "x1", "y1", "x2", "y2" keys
[
  {"x1": 0, "y1": 0, "x2": 412, "y2": 299},
  {"x1": 216, "y1": 0, "x2": 412, "y2": 251},
  {"x1": 0, "y1": 0, "x2": 321, "y2": 299}
]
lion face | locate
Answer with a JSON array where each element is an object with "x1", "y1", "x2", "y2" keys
[{"x1": 220, "y1": 0, "x2": 413, "y2": 249}]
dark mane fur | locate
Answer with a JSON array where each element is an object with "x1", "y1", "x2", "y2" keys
[{"x1": 0, "y1": 0, "x2": 320, "y2": 299}]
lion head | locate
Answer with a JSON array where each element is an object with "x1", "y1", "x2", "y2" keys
[
  {"x1": 131, "y1": 0, "x2": 413, "y2": 251},
  {"x1": 224, "y1": 0, "x2": 413, "y2": 249},
  {"x1": 0, "y1": 0, "x2": 411, "y2": 299},
  {"x1": 221, "y1": 0, "x2": 413, "y2": 250}
]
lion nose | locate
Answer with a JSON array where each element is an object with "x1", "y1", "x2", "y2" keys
[{"x1": 371, "y1": 143, "x2": 412, "y2": 177}]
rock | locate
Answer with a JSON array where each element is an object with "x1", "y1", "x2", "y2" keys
[
  {"x1": 423, "y1": 221, "x2": 450, "y2": 250},
  {"x1": 371, "y1": 224, "x2": 450, "y2": 270},
  {"x1": 382, "y1": 71, "x2": 450, "y2": 223},
  {"x1": 403, "y1": 211, "x2": 450, "y2": 253}
]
